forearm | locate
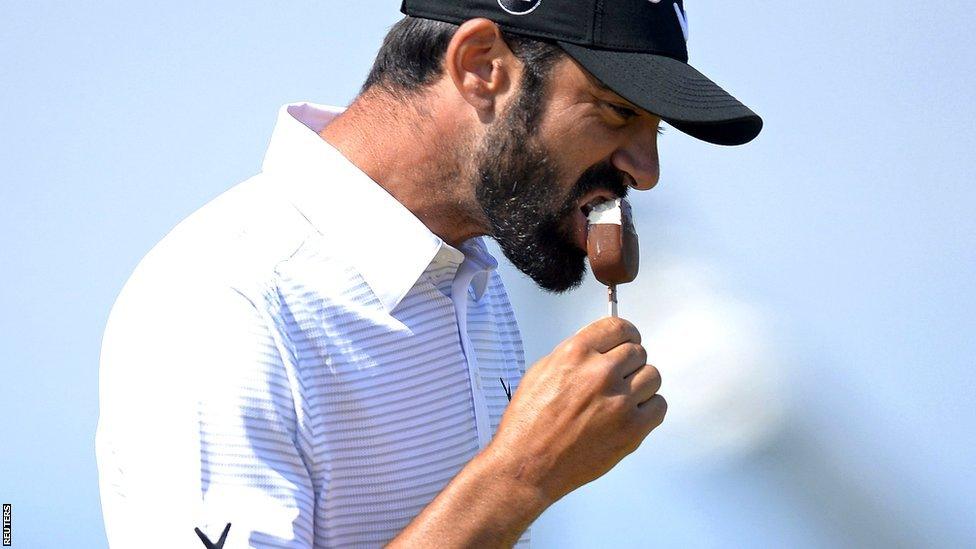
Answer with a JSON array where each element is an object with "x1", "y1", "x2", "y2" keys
[{"x1": 388, "y1": 445, "x2": 552, "y2": 548}]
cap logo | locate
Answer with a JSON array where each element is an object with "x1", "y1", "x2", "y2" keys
[
  {"x1": 497, "y1": 0, "x2": 542, "y2": 16},
  {"x1": 673, "y1": 3, "x2": 689, "y2": 42}
]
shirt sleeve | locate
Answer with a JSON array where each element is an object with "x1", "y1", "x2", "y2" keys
[{"x1": 96, "y1": 277, "x2": 314, "y2": 548}]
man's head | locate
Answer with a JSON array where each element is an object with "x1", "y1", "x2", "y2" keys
[
  {"x1": 363, "y1": 17, "x2": 658, "y2": 292},
  {"x1": 359, "y1": 16, "x2": 663, "y2": 292},
  {"x1": 353, "y1": 1, "x2": 760, "y2": 292}
]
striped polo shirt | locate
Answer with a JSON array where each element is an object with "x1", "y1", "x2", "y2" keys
[{"x1": 95, "y1": 103, "x2": 529, "y2": 547}]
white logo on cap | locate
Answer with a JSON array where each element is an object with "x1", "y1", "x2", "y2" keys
[
  {"x1": 497, "y1": 0, "x2": 542, "y2": 16},
  {"x1": 673, "y1": 3, "x2": 689, "y2": 42}
]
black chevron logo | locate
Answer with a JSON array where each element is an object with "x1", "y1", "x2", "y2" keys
[
  {"x1": 194, "y1": 522, "x2": 231, "y2": 549},
  {"x1": 499, "y1": 377, "x2": 512, "y2": 402}
]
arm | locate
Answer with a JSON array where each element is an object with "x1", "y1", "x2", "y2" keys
[
  {"x1": 389, "y1": 317, "x2": 667, "y2": 547},
  {"x1": 388, "y1": 445, "x2": 550, "y2": 547},
  {"x1": 97, "y1": 283, "x2": 314, "y2": 548}
]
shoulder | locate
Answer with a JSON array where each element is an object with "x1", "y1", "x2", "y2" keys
[{"x1": 104, "y1": 174, "x2": 319, "y2": 335}]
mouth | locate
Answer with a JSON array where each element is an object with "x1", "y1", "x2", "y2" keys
[
  {"x1": 578, "y1": 191, "x2": 618, "y2": 217},
  {"x1": 573, "y1": 191, "x2": 619, "y2": 252}
]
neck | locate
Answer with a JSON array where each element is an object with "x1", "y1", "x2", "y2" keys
[{"x1": 319, "y1": 89, "x2": 487, "y2": 248}]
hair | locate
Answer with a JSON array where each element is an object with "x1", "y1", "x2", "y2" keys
[{"x1": 361, "y1": 16, "x2": 564, "y2": 107}]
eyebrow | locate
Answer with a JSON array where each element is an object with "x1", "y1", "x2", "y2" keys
[{"x1": 583, "y1": 72, "x2": 643, "y2": 111}]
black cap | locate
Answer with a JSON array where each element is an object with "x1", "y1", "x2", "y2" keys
[{"x1": 400, "y1": 0, "x2": 763, "y2": 146}]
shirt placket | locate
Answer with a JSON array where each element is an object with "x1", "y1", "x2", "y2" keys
[{"x1": 451, "y1": 259, "x2": 491, "y2": 449}]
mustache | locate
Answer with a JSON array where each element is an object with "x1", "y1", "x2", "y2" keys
[{"x1": 558, "y1": 161, "x2": 632, "y2": 217}]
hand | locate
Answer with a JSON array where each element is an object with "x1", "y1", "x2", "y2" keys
[{"x1": 485, "y1": 316, "x2": 667, "y2": 503}]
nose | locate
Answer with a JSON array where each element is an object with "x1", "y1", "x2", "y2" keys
[{"x1": 610, "y1": 119, "x2": 661, "y2": 191}]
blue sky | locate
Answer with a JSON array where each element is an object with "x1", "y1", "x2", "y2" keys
[{"x1": 1, "y1": 1, "x2": 974, "y2": 546}]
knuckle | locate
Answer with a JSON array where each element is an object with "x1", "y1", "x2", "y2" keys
[
  {"x1": 632, "y1": 344, "x2": 648, "y2": 365},
  {"x1": 608, "y1": 316, "x2": 629, "y2": 330},
  {"x1": 559, "y1": 339, "x2": 586, "y2": 361},
  {"x1": 610, "y1": 395, "x2": 634, "y2": 420},
  {"x1": 620, "y1": 318, "x2": 642, "y2": 344},
  {"x1": 602, "y1": 316, "x2": 624, "y2": 329},
  {"x1": 618, "y1": 344, "x2": 643, "y2": 369},
  {"x1": 606, "y1": 316, "x2": 631, "y2": 337},
  {"x1": 645, "y1": 363, "x2": 661, "y2": 386},
  {"x1": 593, "y1": 360, "x2": 619, "y2": 390},
  {"x1": 612, "y1": 345, "x2": 647, "y2": 374},
  {"x1": 650, "y1": 395, "x2": 668, "y2": 424},
  {"x1": 621, "y1": 408, "x2": 650, "y2": 443}
]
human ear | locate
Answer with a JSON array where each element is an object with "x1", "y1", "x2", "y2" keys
[{"x1": 443, "y1": 18, "x2": 516, "y2": 117}]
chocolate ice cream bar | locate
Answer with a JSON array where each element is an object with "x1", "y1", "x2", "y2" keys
[{"x1": 587, "y1": 198, "x2": 639, "y2": 286}]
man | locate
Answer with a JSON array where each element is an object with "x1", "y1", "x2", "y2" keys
[{"x1": 96, "y1": 1, "x2": 761, "y2": 547}]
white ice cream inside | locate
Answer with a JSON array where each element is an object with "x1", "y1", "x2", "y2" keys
[{"x1": 587, "y1": 197, "x2": 629, "y2": 225}]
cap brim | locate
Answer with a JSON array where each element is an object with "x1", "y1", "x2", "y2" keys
[{"x1": 557, "y1": 42, "x2": 763, "y2": 146}]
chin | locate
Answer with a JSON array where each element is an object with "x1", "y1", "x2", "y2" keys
[
  {"x1": 512, "y1": 248, "x2": 587, "y2": 294},
  {"x1": 540, "y1": 276, "x2": 586, "y2": 294}
]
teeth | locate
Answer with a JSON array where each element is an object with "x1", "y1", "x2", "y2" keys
[{"x1": 581, "y1": 196, "x2": 614, "y2": 218}]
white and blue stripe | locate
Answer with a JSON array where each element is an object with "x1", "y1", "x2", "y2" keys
[{"x1": 96, "y1": 103, "x2": 529, "y2": 548}]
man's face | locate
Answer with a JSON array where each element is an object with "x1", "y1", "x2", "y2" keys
[{"x1": 474, "y1": 56, "x2": 661, "y2": 293}]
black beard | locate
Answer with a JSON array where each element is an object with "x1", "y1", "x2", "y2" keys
[{"x1": 474, "y1": 103, "x2": 631, "y2": 293}]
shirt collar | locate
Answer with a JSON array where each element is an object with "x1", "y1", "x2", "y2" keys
[
  {"x1": 458, "y1": 237, "x2": 498, "y2": 299},
  {"x1": 262, "y1": 102, "x2": 496, "y2": 312}
]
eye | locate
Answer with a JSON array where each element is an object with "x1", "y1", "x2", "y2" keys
[{"x1": 604, "y1": 102, "x2": 639, "y2": 121}]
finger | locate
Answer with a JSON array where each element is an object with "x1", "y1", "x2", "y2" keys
[
  {"x1": 627, "y1": 364, "x2": 662, "y2": 405},
  {"x1": 573, "y1": 316, "x2": 641, "y2": 354},
  {"x1": 637, "y1": 394, "x2": 667, "y2": 429},
  {"x1": 602, "y1": 342, "x2": 647, "y2": 378}
]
